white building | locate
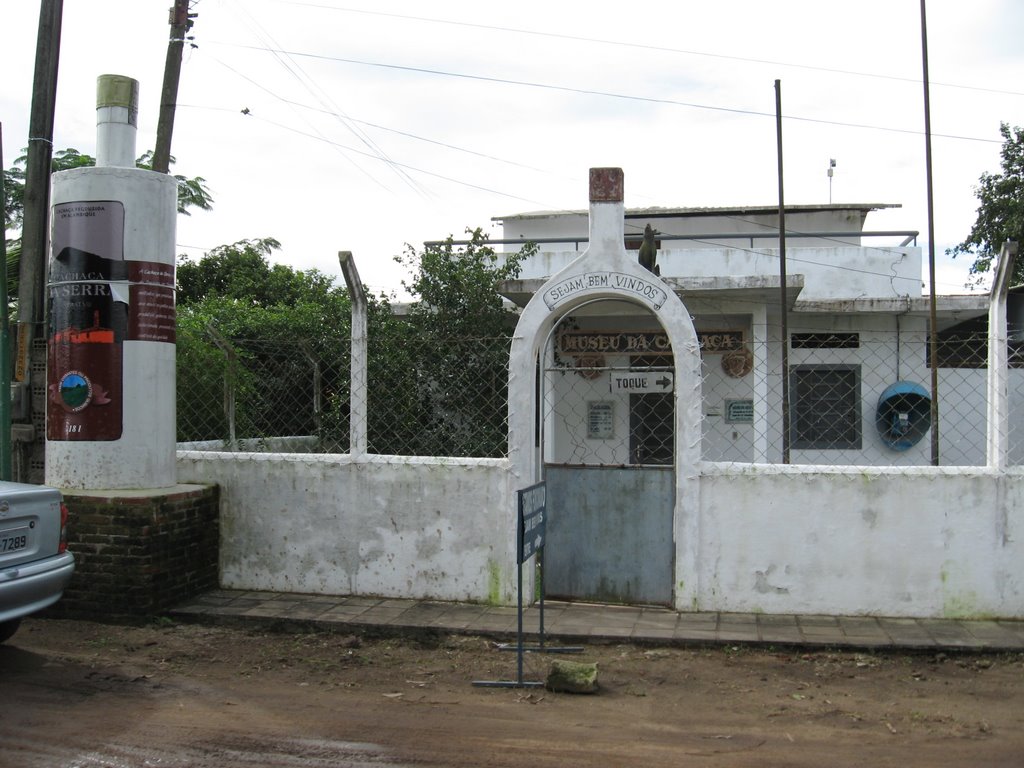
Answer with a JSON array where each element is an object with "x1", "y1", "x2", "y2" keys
[
  {"x1": 177, "y1": 169, "x2": 1023, "y2": 618},
  {"x1": 492, "y1": 202, "x2": 1019, "y2": 468}
]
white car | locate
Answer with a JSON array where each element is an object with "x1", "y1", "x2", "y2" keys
[{"x1": 0, "y1": 482, "x2": 75, "y2": 643}]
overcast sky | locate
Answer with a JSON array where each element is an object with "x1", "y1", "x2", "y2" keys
[{"x1": 3, "y1": 0, "x2": 1021, "y2": 296}]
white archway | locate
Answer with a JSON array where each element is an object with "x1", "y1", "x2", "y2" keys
[{"x1": 506, "y1": 169, "x2": 703, "y2": 611}]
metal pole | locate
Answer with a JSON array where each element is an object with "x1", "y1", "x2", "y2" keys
[
  {"x1": 516, "y1": 557, "x2": 524, "y2": 686},
  {"x1": 920, "y1": 0, "x2": 940, "y2": 466},
  {"x1": 338, "y1": 252, "x2": 367, "y2": 455},
  {"x1": 775, "y1": 80, "x2": 791, "y2": 464},
  {"x1": 538, "y1": 550, "x2": 545, "y2": 650}
]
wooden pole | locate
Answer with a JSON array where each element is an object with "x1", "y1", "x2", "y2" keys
[
  {"x1": 152, "y1": 0, "x2": 193, "y2": 173},
  {"x1": 0, "y1": 124, "x2": 12, "y2": 480},
  {"x1": 16, "y1": 0, "x2": 63, "y2": 385}
]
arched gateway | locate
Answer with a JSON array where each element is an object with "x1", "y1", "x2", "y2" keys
[{"x1": 507, "y1": 169, "x2": 703, "y2": 610}]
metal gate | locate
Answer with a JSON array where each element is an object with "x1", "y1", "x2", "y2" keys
[{"x1": 541, "y1": 327, "x2": 676, "y2": 606}]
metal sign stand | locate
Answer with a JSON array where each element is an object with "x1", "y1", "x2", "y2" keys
[
  {"x1": 473, "y1": 483, "x2": 580, "y2": 690},
  {"x1": 495, "y1": 549, "x2": 583, "y2": 655}
]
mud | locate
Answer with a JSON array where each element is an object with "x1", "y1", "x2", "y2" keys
[{"x1": 2, "y1": 618, "x2": 1022, "y2": 767}]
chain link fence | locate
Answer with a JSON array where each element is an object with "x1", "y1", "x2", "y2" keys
[
  {"x1": 177, "y1": 324, "x2": 1024, "y2": 467},
  {"x1": 699, "y1": 331, "x2": 1024, "y2": 466},
  {"x1": 177, "y1": 323, "x2": 512, "y2": 458}
]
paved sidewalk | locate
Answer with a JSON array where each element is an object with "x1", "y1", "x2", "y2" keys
[{"x1": 169, "y1": 590, "x2": 1024, "y2": 653}]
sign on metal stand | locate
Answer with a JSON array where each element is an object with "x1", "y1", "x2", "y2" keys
[{"x1": 473, "y1": 482, "x2": 580, "y2": 690}]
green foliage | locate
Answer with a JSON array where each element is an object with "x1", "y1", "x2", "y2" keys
[
  {"x1": 4, "y1": 242, "x2": 18, "y2": 308},
  {"x1": 175, "y1": 239, "x2": 354, "y2": 447},
  {"x1": 3, "y1": 147, "x2": 214, "y2": 313},
  {"x1": 368, "y1": 228, "x2": 535, "y2": 456},
  {"x1": 134, "y1": 150, "x2": 213, "y2": 216},
  {"x1": 396, "y1": 227, "x2": 533, "y2": 337},
  {"x1": 176, "y1": 227, "x2": 533, "y2": 457},
  {"x1": 3, "y1": 147, "x2": 212, "y2": 233},
  {"x1": 949, "y1": 123, "x2": 1024, "y2": 285},
  {"x1": 179, "y1": 237, "x2": 282, "y2": 306}
]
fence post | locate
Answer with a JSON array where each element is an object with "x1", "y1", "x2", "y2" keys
[
  {"x1": 206, "y1": 323, "x2": 237, "y2": 445},
  {"x1": 987, "y1": 241, "x2": 1018, "y2": 469},
  {"x1": 299, "y1": 341, "x2": 322, "y2": 437},
  {"x1": 339, "y1": 252, "x2": 367, "y2": 456}
]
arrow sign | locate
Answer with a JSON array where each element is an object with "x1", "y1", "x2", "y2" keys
[{"x1": 609, "y1": 372, "x2": 674, "y2": 394}]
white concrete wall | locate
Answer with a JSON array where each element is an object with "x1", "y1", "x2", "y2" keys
[
  {"x1": 506, "y1": 246, "x2": 922, "y2": 301},
  {"x1": 499, "y1": 208, "x2": 877, "y2": 250},
  {"x1": 176, "y1": 450, "x2": 1024, "y2": 618},
  {"x1": 698, "y1": 465, "x2": 1024, "y2": 618},
  {"x1": 176, "y1": 451, "x2": 516, "y2": 604}
]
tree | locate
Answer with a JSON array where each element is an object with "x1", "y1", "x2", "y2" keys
[
  {"x1": 949, "y1": 123, "x2": 1024, "y2": 285},
  {"x1": 4, "y1": 147, "x2": 212, "y2": 234},
  {"x1": 134, "y1": 150, "x2": 213, "y2": 217},
  {"x1": 396, "y1": 227, "x2": 533, "y2": 337},
  {"x1": 2, "y1": 148, "x2": 213, "y2": 309},
  {"x1": 3, "y1": 148, "x2": 94, "y2": 233},
  {"x1": 176, "y1": 237, "x2": 341, "y2": 309},
  {"x1": 175, "y1": 227, "x2": 537, "y2": 457},
  {"x1": 175, "y1": 238, "x2": 355, "y2": 446},
  {"x1": 382, "y1": 229, "x2": 536, "y2": 456}
]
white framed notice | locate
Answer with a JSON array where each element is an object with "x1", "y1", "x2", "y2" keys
[{"x1": 587, "y1": 401, "x2": 615, "y2": 439}]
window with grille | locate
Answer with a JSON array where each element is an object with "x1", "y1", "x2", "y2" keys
[
  {"x1": 790, "y1": 365, "x2": 861, "y2": 450},
  {"x1": 629, "y1": 355, "x2": 674, "y2": 465}
]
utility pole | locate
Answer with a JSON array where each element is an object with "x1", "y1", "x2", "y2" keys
[
  {"x1": 920, "y1": 0, "x2": 940, "y2": 466},
  {"x1": 0, "y1": 125, "x2": 12, "y2": 480},
  {"x1": 152, "y1": 0, "x2": 195, "y2": 173},
  {"x1": 17, "y1": 0, "x2": 63, "y2": 385}
]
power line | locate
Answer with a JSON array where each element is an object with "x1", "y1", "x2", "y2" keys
[
  {"x1": 215, "y1": 42, "x2": 1002, "y2": 145},
  {"x1": 204, "y1": 55, "x2": 552, "y2": 175},
  {"x1": 233, "y1": 112, "x2": 557, "y2": 208},
  {"x1": 274, "y1": 1, "x2": 1024, "y2": 99},
  {"x1": 222, "y1": 0, "x2": 429, "y2": 197}
]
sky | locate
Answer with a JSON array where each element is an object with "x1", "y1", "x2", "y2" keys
[{"x1": 2, "y1": 0, "x2": 1022, "y2": 297}]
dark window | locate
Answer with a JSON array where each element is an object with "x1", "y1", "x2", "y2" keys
[
  {"x1": 629, "y1": 393, "x2": 673, "y2": 465},
  {"x1": 629, "y1": 355, "x2": 673, "y2": 465},
  {"x1": 928, "y1": 324, "x2": 1024, "y2": 369},
  {"x1": 930, "y1": 329, "x2": 987, "y2": 368},
  {"x1": 790, "y1": 365, "x2": 861, "y2": 450},
  {"x1": 791, "y1": 332, "x2": 860, "y2": 349}
]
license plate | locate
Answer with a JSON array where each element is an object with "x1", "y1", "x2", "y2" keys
[{"x1": 0, "y1": 527, "x2": 30, "y2": 553}]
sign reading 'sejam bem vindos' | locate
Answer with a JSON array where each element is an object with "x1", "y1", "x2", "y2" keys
[{"x1": 544, "y1": 271, "x2": 668, "y2": 311}]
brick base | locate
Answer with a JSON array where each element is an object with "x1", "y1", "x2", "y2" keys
[{"x1": 48, "y1": 484, "x2": 219, "y2": 620}]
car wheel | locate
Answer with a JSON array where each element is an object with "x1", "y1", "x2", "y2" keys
[{"x1": 0, "y1": 619, "x2": 22, "y2": 644}]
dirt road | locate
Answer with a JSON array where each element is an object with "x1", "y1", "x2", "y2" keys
[{"x1": 2, "y1": 617, "x2": 1022, "y2": 767}]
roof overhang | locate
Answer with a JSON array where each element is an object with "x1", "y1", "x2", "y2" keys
[
  {"x1": 793, "y1": 295, "x2": 989, "y2": 330},
  {"x1": 498, "y1": 274, "x2": 806, "y2": 310},
  {"x1": 498, "y1": 277, "x2": 989, "y2": 330}
]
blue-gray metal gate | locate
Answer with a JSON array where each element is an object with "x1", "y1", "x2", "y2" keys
[
  {"x1": 541, "y1": 332, "x2": 676, "y2": 606},
  {"x1": 544, "y1": 465, "x2": 674, "y2": 605}
]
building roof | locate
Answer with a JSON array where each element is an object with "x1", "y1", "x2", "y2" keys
[{"x1": 492, "y1": 203, "x2": 901, "y2": 223}]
